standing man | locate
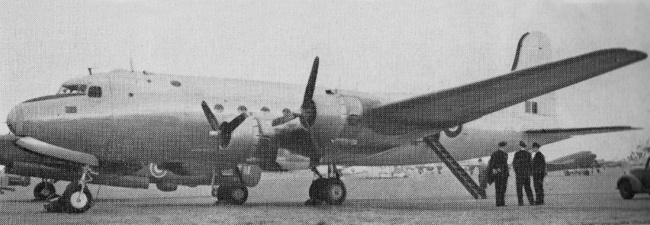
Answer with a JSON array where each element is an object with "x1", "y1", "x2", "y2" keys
[
  {"x1": 488, "y1": 141, "x2": 509, "y2": 207},
  {"x1": 512, "y1": 141, "x2": 535, "y2": 206},
  {"x1": 477, "y1": 158, "x2": 488, "y2": 190},
  {"x1": 531, "y1": 142, "x2": 546, "y2": 205}
]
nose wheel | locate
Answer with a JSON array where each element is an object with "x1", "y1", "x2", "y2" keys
[
  {"x1": 306, "y1": 163, "x2": 346, "y2": 205},
  {"x1": 44, "y1": 165, "x2": 96, "y2": 213}
]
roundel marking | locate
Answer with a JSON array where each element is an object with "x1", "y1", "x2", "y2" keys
[
  {"x1": 149, "y1": 163, "x2": 168, "y2": 178},
  {"x1": 444, "y1": 124, "x2": 463, "y2": 138}
]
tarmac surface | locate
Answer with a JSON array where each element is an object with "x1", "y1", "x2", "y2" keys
[{"x1": 1, "y1": 168, "x2": 649, "y2": 224}]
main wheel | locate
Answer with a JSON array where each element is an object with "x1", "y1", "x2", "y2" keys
[
  {"x1": 217, "y1": 185, "x2": 248, "y2": 205},
  {"x1": 33, "y1": 182, "x2": 56, "y2": 200},
  {"x1": 308, "y1": 178, "x2": 325, "y2": 201},
  {"x1": 618, "y1": 180, "x2": 635, "y2": 200},
  {"x1": 60, "y1": 182, "x2": 93, "y2": 213},
  {"x1": 319, "y1": 178, "x2": 346, "y2": 205}
]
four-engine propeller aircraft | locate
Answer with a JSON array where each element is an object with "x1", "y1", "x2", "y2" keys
[{"x1": 0, "y1": 32, "x2": 646, "y2": 213}]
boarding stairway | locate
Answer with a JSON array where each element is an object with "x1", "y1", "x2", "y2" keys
[{"x1": 423, "y1": 135, "x2": 487, "y2": 199}]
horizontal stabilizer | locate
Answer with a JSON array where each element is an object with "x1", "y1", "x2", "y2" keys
[
  {"x1": 14, "y1": 137, "x2": 99, "y2": 166},
  {"x1": 525, "y1": 126, "x2": 641, "y2": 136}
]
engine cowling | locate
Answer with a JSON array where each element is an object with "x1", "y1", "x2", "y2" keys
[{"x1": 309, "y1": 92, "x2": 370, "y2": 148}]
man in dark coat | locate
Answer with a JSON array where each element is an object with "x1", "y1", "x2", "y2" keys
[
  {"x1": 531, "y1": 142, "x2": 546, "y2": 205},
  {"x1": 512, "y1": 141, "x2": 535, "y2": 206},
  {"x1": 488, "y1": 141, "x2": 509, "y2": 207}
]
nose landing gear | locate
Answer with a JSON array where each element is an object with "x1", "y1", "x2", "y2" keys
[
  {"x1": 44, "y1": 165, "x2": 96, "y2": 213},
  {"x1": 305, "y1": 163, "x2": 346, "y2": 205}
]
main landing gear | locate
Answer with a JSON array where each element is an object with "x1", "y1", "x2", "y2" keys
[
  {"x1": 45, "y1": 165, "x2": 96, "y2": 213},
  {"x1": 213, "y1": 185, "x2": 249, "y2": 205},
  {"x1": 305, "y1": 163, "x2": 346, "y2": 205},
  {"x1": 210, "y1": 168, "x2": 249, "y2": 205},
  {"x1": 33, "y1": 179, "x2": 57, "y2": 201}
]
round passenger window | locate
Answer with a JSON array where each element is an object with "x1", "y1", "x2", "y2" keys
[{"x1": 170, "y1": 80, "x2": 181, "y2": 87}]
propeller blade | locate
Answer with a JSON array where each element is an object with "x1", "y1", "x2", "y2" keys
[
  {"x1": 300, "y1": 57, "x2": 319, "y2": 127},
  {"x1": 201, "y1": 101, "x2": 220, "y2": 131},
  {"x1": 302, "y1": 56, "x2": 319, "y2": 104}
]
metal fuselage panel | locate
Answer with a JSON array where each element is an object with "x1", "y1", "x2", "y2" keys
[{"x1": 9, "y1": 71, "x2": 571, "y2": 169}]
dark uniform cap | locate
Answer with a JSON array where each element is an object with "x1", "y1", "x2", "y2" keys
[{"x1": 498, "y1": 141, "x2": 507, "y2": 147}]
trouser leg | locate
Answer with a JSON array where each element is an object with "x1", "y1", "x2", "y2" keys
[
  {"x1": 495, "y1": 177, "x2": 507, "y2": 206},
  {"x1": 515, "y1": 176, "x2": 523, "y2": 205},
  {"x1": 523, "y1": 176, "x2": 534, "y2": 205},
  {"x1": 533, "y1": 177, "x2": 544, "y2": 204}
]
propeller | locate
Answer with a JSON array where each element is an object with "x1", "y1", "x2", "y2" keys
[
  {"x1": 201, "y1": 101, "x2": 220, "y2": 131},
  {"x1": 299, "y1": 57, "x2": 321, "y2": 166},
  {"x1": 300, "y1": 56, "x2": 319, "y2": 128}
]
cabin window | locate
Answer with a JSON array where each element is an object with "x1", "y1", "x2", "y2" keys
[
  {"x1": 525, "y1": 101, "x2": 538, "y2": 114},
  {"x1": 56, "y1": 84, "x2": 87, "y2": 95},
  {"x1": 170, "y1": 80, "x2": 181, "y2": 87},
  {"x1": 88, "y1": 86, "x2": 102, "y2": 98}
]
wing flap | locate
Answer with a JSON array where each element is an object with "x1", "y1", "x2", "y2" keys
[
  {"x1": 367, "y1": 48, "x2": 647, "y2": 130},
  {"x1": 14, "y1": 137, "x2": 99, "y2": 166}
]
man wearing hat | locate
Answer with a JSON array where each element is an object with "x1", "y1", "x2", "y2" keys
[
  {"x1": 488, "y1": 141, "x2": 509, "y2": 206},
  {"x1": 512, "y1": 141, "x2": 535, "y2": 206},
  {"x1": 531, "y1": 142, "x2": 546, "y2": 205}
]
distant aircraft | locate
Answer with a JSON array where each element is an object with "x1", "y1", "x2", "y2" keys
[
  {"x1": 1, "y1": 32, "x2": 646, "y2": 213},
  {"x1": 545, "y1": 151, "x2": 599, "y2": 175}
]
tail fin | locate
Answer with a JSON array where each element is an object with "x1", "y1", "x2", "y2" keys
[
  {"x1": 511, "y1": 31, "x2": 552, "y2": 71},
  {"x1": 509, "y1": 32, "x2": 558, "y2": 129}
]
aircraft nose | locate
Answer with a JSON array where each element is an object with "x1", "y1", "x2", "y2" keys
[{"x1": 6, "y1": 104, "x2": 23, "y2": 135}]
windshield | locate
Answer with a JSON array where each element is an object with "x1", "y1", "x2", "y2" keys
[{"x1": 56, "y1": 84, "x2": 87, "y2": 95}]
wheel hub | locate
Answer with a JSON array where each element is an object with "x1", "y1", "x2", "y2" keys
[
  {"x1": 329, "y1": 184, "x2": 343, "y2": 199},
  {"x1": 70, "y1": 192, "x2": 88, "y2": 209},
  {"x1": 231, "y1": 188, "x2": 245, "y2": 200}
]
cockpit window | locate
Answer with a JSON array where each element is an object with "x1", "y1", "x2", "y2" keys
[
  {"x1": 88, "y1": 86, "x2": 102, "y2": 98},
  {"x1": 57, "y1": 84, "x2": 87, "y2": 95}
]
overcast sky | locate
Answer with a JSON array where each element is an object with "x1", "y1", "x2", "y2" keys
[{"x1": 1, "y1": 0, "x2": 648, "y2": 160}]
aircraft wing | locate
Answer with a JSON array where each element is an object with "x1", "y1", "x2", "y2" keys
[
  {"x1": 367, "y1": 49, "x2": 647, "y2": 132},
  {"x1": 525, "y1": 126, "x2": 641, "y2": 137}
]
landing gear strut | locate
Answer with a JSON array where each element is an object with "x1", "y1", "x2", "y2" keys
[
  {"x1": 33, "y1": 179, "x2": 57, "y2": 201},
  {"x1": 305, "y1": 163, "x2": 346, "y2": 205},
  {"x1": 45, "y1": 165, "x2": 96, "y2": 213}
]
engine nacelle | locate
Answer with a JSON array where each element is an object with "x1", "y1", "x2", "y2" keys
[{"x1": 310, "y1": 92, "x2": 374, "y2": 148}]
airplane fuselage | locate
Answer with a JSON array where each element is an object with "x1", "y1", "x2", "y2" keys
[{"x1": 5, "y1": 70, "x2": 555, "y2": 174}]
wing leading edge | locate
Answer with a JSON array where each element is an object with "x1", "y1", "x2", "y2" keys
[{"x1": 367, "y1": 48, "x2": 647, "y2": 133}]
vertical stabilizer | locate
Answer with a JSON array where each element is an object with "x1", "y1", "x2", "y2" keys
[{"x1": 507, "y1": 32, "x2": 559, "y2": 130}]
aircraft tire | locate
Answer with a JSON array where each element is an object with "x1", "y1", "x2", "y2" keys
[
  {"x1": 33, "y1": 182, "x2": 56, "y2": 200},
  {"x1": 217, "y1": 185, "x2": 248, "y2": 205},
  {"x1": 60, "y1": 182, "x2": 93, "y2": 213},
  {"x1": 308, "y1": 178, "x2": 325, "y2": 201},
  {"x1": 319, "y1": 178, "x2": 346, "y2": 205},
  {"x1": 618, "y1": 180, "x2": 635, "y2": 200}
]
